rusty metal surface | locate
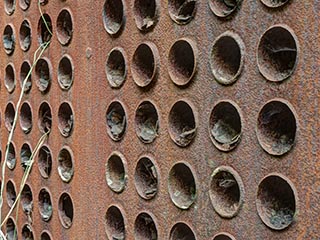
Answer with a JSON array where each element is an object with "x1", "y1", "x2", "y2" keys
[{"x1": 1, "y1": 0, "x2": 320, "y2": 239}]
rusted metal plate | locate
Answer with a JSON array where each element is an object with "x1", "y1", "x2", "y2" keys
[{"x1": 0, "y1": 0, "x2": 319, "y2": 239}]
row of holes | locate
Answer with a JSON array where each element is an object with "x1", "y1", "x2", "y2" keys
[
  {"x1": 5, "y1": 101, "x2": 74, "y2": 138},
  {"x1": 106, "y1": 98, "x2": 297, "y2": 156},
  {"x1": 106, "y1": 154, "x2": 297, "y2": 231},
  {"x1": 106, "y1": 25, "x2": 298, "y2": 88},
  {"x1": 6, "y1": 143, "x2": 73, "y2": 182},
  {"x1": 3, "y1": 10, "x2": 72, "y2": 51},
  {"x1": 5, "y1": 0, "x2": 48, "y2": 14},
  {"x1": 103, "y1": 0, "x2": 290, "y2": 35},
  {"x1": 3, "y1": 55, "x2": 74, "y2": 93}
]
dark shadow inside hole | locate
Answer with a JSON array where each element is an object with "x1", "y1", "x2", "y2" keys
[
  {"x1": 259, "y1": 26, "x2": 297, "y2": 80},
  {"x1": 210, "y1": 0, "x2": 240, "y2": 17},
  {"x1": 106, "y1": 49, "x2": 126, "y2": 88},
  {"x1": 135, "y1": 213, "x2": 157, "y2": 240},
  {"x1": 22, "y1": 225, "x2": 33, "y2": 240},
  {"x1": 169, "y1": 163, "x2": 196, "y2": 208},
  {"x1": 134, "y1": 0, "x2": 157, "y2": 30},
  {"x1": 58, "y1": 56, "x2": 73, "y2": 89},
  {"x1": 135, "y1": 157, "x2": 158, "y2": 199},
  {"x1": 59, "y1": 193, "x2": 74, "y2": 228},
  {"x1": 58, "y1": 103, "x2": 73, "y2": 137},
  {"x1": 7, "y1": 142, "x2": 16, "y2": 170},
  {"x1": 135, "y1": 102, "x2": 159, "y2": 143},
  {"x1": 38, "y1": 102, "x2": 52, "y2": 133},
  {"x1": 6, "y1": 181, "x2": 17, "y2": 207},
  {"x1": 38, "y1": 146, "x2": 52, "y2": 178},
  {"x1": 20, "y1": 0, "x2": 30, "y2": 10},
  {"x1": 257, "y1": 175, "x2": 296, "y2": 229},
  {"x1": 105, "y1": 206, "x2": 125, "y2": 239},
  {"x1": 41, "y1": 232, "x2": 51, "y2": 240},
  {"x1": 35, "y1": 59, "x2": 50, "y2": 92},
  {"x1": 58, "y1": 148, "x2": 73, "y2": 182},
  {"x1": 38, "y1": 14, "x2": 52, "y2": 44},
  {"x1": 214, "y1": 234, "x2": 233, "y2": 240},
  {"x1": 5, "y1": 103, "x2": 15, "y2": 132},
  {"x1": 20, "y1": 102, "x2": 32, "y2": 133},
  {"x1": 21, "y1": 143, "x2": 32, "y2": 171},
  {"x1": 5, "y1": 0, "x2": 15, "y2": 14},
  {"x1": 212, "y1": 36, "x2": 241, "y2": 80},
  {"x1": 103, "y1": 0, "x2": 124, "y2": 34},
  {"x1": 258, "y1": 101, "x2": 296, "y2": 155},
  {"x1": 21, "y1": 184, "x2": 33, "y2": 215},
  {"x1": 106, "y1": 102, "x2": 126, "y2": 141},
  {"x1": 5, "y1": 64, "x2": 15, "y2": 93},
  {"x1": 3, "y1": 25, "x2": 15, "y2": 55},
  {"x1": 57, "y1": 9, "x2": 73, "y2": 45},
  {"x1": 170, "y1": 223, "x2": 195, "y2": 240},
  {"x1": 106, "y1": 154, "x2": 126, "y2": 192},
  {"x1": 210, "y1": 102, "x2": 241, "y2": 148},
  {"x1": 6, "y1": 218, "x2": 17, "y2": 240},
  {"x1": 39, "y1": 0, "x2": 48, "y2": 5},
  {"x1": 169, "y1": 101, "x2": 196, "y2": 146},
  {"x1": 39, "y1": 189, "x2": 52, "y2": 221},
  {"x1": 169, "y1": 40, "x2": 195, "y2": 82},
  {"x1": 19, "y1": 20, "x2": 31, "y2": 51},
  {"x1": 20, "y1": 61, "x2": 32, "y2": 92},
  {"x1": 169, "y1": 0, "x2": 196, "y2": 24}
]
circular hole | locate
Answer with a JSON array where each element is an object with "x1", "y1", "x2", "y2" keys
[
  {"x1": 261, "y1": 0, "x2": 289, "y2": 8},
  {"x1": 168, "y1": 38, "x2": 197, "y2": 86},
  {"x1": 58, "y1": 102, "x2": 74, "y2": 137},
  {"x1": 106, "y1": 47, "x2": 127, "y2": 88},
  {"x1": 58, "y1": 55, "x2": 74, "y2": 90},
  {"x1": 170, "y1": 222, "x2": 196, "y2": 240},
  {"x1": 20, "y1": 61, "x2": 32, "y2": 93},
  {"x1": 105, "y1": 205, "x2": 125, "y2": 239},
  {"x1": 103, "y1": 0, "x2": 124, "y2": 35},
  {"x1": 210, "y1": 32, "x2": 244, "y2": 85},
  {"x1": 38, "y1": 14, "x2": 52, "y2": 44},
  {"x1": 6, "y1": 180, "x2": 17, "y2": 207},
  {"x1": 40, "y1": 231, "x2": 51, "y2": 240},
  {"x1": 19, "y1": 0, "x2": 30, "y2": 10},
  {"x1": 35, "y1": 58, "x2": 51, "y2": 93},
  {"x1": 209, "y1": 166, "x2": 244, "y2": 218},
  {"x1": 58, "y1": 192, "x2": 74, "y2": 228},
  {"x1": 135, "y1": 101, "x2": 159, "y2": 143},
  {"x1": 58, "y1": 147, "x2": 74, "y2": 183},
  {"x1": 168, "y1": 100, "x2": 196, "y2": 147},
  {"x1": 21, "y1": 143, "x2": 32, "y2": 172},
  {"x1": 38, "y1": 101, "x2": 52, "y2": 133},
  {"x1": 38, "y1": 145, "x2": 52, "y2": 178},
  {"x1": 168, "y1": 162, "x2": 196, "y2": 209},
  {"x1": 106, "y1": 152, "x2": 127, "y2": 193},
  {"x1": 3, "y1": 25, "x2": 15, "y2": 55},
  {"x1": 106, "y1": 101, "x2": 126, "y2": 141},
  {"x1": 56, "y1": 9, "x2": 73, "y2": 45},
  {"x1": 209, "y1": 101, "x2": 242, "y2": 151},
  {"x1": 22, "y1": 224, "x2": 33, "y2": 240},
  {"x1": 21, "y1": 184, "x2": 33, "y2": 215},
  {"x1": 20, "y1": 102, "x2": 32, "y2": 134},
  {"x1": 133, "y1": 0, "x2": 158, "y2": 31},
  {"x1": 257, "y1": 25, "x2": 298, "y2": 82},
  {"x1": 257, "y1": 174, "x2": 297, "y2": 230},
  {"x1": 19, "y1": 20, "x2": 31, "y2": 51},
  {"x1": 5, "y1": 102, "x2": 15, "y2": 132},
  {"x1": 5, "y1": 63, "x2": 16, "y2": 93},
  {"x1": 209, "y1": 0, "x2": 242, "y2": 17},
  {"x1": 134, "y1": 212, "x2": 157, "y2": 240},
  {"x1": 7, "y1": 142, "x2": 16, "y2": 170},
  {"x1": 134, "y1": 157, "x2": 158, "y2": 200},
  {"x1": 131, "y1": 42, "x2": 159, "y2": 87},
  {"x1": 6, "y1": 217, "x2": 17, "y2": 240},
  {"x1": 5, "y1": 0, "x2": 15, "y2": 15},
  {"x1": 168, "y1": 0, "x2": 196, "y2": 24},
  {"x1": 38, "y1": 188, "x2": 52, "y2": 222},
  {"x1": 213, "y1": 232, "x2": 236, "y2": 240},
  {"x1": 39, "y1": 0, "x2": 48, "y2": 5},
  {"x1": 257, "y1": 99, "x2": 297, "y2": 155}
]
